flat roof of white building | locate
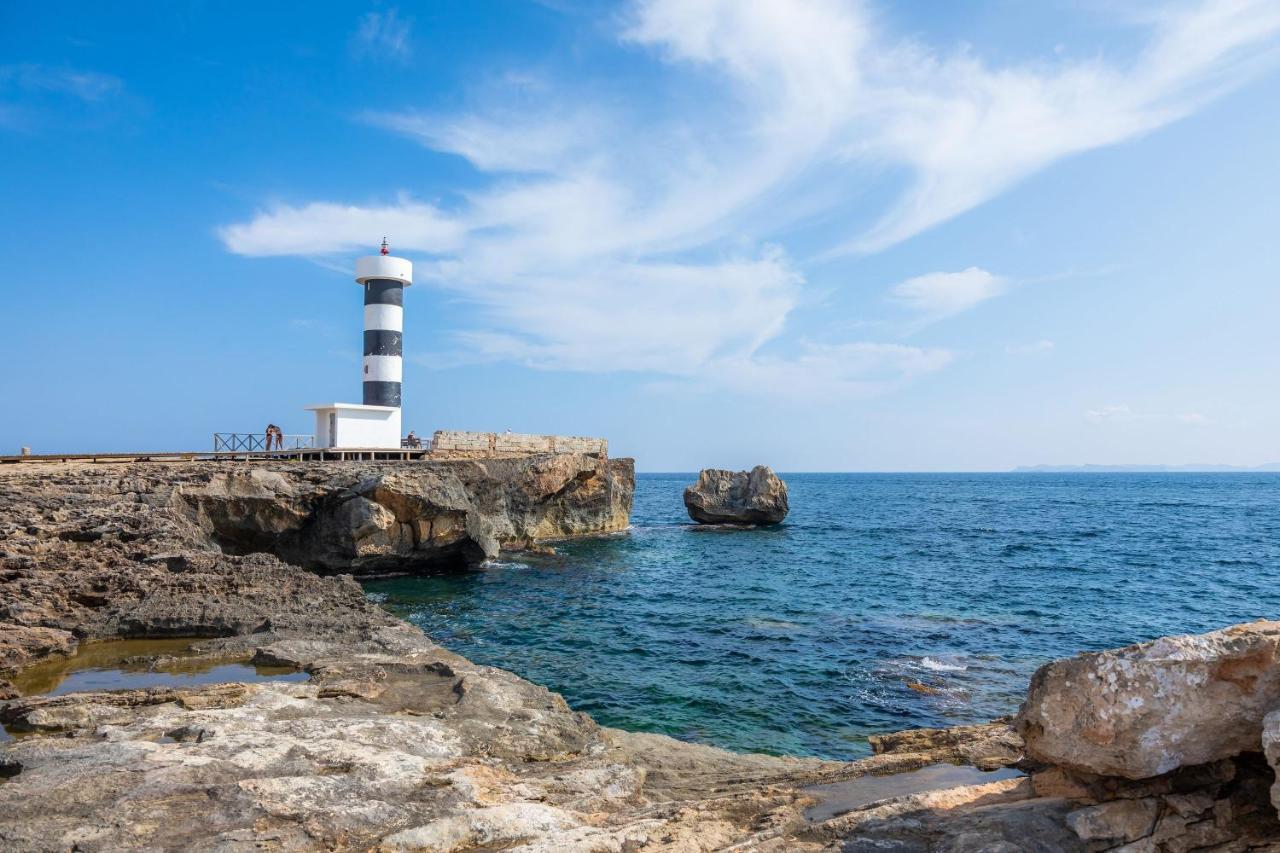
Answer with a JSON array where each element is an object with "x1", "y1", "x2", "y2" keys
[{"x1": 303, "y1": 402, "x2": 398, "y2": 412}]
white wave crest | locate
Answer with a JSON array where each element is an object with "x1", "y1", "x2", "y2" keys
[{"x1": 920, "y1": 656, "x2": 968, "y2": 673}]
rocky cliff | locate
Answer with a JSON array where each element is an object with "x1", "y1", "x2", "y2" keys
[
  {"x1": 0, "y1": 455, "x2": 631, "y2": 670},
  {"x1": 180, "y1": 454, "x2": 634, "y2": 570}
]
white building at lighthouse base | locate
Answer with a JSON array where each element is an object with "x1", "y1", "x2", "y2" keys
[{"x1": 304, "y1": 403, "x2": 401, "y2": 449}]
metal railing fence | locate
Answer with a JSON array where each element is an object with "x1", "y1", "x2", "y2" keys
[{"x1": 212, "y1": 433, "x2": 316, "y2": 452}]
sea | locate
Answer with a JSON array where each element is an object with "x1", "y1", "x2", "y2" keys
[{"x1": 364, "y1": 473, "x2": 1280, "y2": 760}]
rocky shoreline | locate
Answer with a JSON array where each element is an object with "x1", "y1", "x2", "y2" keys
[{"x1": 2, "y1": 459, "x2": 1280, "y2": 850}]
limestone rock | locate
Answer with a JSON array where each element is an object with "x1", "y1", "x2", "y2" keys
[
  {"x1": 0, "y1": 626, "x2": 77, "y2": 674},
  {"x1": 683, "y1": 466, "x2": 789, "y2": 525},
  {"x1": 1017, "y1": 621, "x2": 1280, "y2": 779},
  {"x1": 174, "y1": 454, "x2": 634, "y2": 570},
  {"x1": 868, "y1": 719, "x2": 1023, "y2": 771},
  {"x1": 1263, "y1": 709, "x2": 1280, "y2": 816},
  {"x1": 1065, "y1": 798, "x2": 1160, "y2": 842}
]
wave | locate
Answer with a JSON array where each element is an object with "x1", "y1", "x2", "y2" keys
[
  {"x1": 920, "y1": 656, "x2": 968, "y2": 673},
  {"x1": 479, "y1": 560, "x2": 532, "y2": 570}
]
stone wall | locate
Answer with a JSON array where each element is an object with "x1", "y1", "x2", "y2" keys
[{"x1": 430, "y1": 430, "x2": 607, "y2": 458}]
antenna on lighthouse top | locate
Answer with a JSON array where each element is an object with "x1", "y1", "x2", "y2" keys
[{"x1": 380, "y1": 237, "x2": 390, "y2": 256}]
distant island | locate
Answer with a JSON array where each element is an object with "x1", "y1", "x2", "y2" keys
[{"x1": 1013, "y1": 463, "x2": 1280, "y2": 473}]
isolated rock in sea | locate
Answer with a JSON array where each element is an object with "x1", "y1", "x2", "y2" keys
[
  {"x1": 683, "y1": 466, "x2": 788, "y2": 525},
  {"x1": 1017, "y1": 620, "x2": 1280, "y2": 779}
]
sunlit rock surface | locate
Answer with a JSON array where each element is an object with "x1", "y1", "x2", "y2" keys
[
  {"x1": 1017, "y1": 620, "x2": 1280, "y2": 779},
  {"x1": 683, "y1": 466, "x2": 789, "y2": 525}
]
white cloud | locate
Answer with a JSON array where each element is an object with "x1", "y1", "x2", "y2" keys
[
  {"x1": 1177, "y1": 412, "x2": 1212, "y2": 425},
  {"x1": 624, "y1": 0, "x2": 1280, "y2": 254},
  {"x1": 1006, "y1": 339, "x2": 1056, "y2": 355},
  {"x1": 353, "y1": 9, "x2": 413, "y2": 62},
  {"x1": 364, "y1": 109, "x2": 605, "y2": 174},
  {"x1": 221, "y1": 0, "x2": 1280, "y2": 397},
  {"x1": 889, "y1": 267, "x2": 1007, "y2": 319},
  {"x1": 217, "y1": 199, "x2": 464, "y2": 257},
  {"x1": 0, "y1": 64, "x2": 123, "y2": 101},
  {"x1": 1086, "y1": 405, "x2": 1138, "y2": 423},
  {"x1": 429, "y1": 251, "x2": 803, "y2": 375},
  {"x1": 700, "y1": 341, "x2": 953, "y2": 399}
]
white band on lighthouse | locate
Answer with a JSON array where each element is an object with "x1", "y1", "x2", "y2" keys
[
  {"x1": 363, "y1": 303, "x2": 403, "y2": 332},
  {"x1": 362, "y1": 354, "x2": 403, "y2": 383}
]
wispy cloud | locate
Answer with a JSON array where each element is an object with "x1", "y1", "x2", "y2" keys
[
  {"x1": 0, "y1": 64, "x2": 126, "y2": 131},
  {"x1": 889, "y1": 267, "x2": 1007, "y2": 321},
  {"x1": 363, "y1": 107, "x2": 606, "y2": 174},
  {"x1": 1177, "y1": 412, "x2": 1212, "y2": 425},
  {"x1": 352, "y1": 8, "x2": 413, "y2": 62},
  {"x1": 0, "y1": 64, "x2": 123, "y2": 101},
  {"x1": 627, "y1": 0, "x2": 1280, "y2": 256},
  {"x1": 221, "y1": 0, "x2": 1280, "y2": 398},
  {"x1": 218, "y1": 197, "x2": 463, "y2": 257},
  {"x1": 1086, "y1": 404, "x2": 1138, "y2": 424}
]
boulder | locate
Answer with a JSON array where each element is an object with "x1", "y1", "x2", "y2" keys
[
  {"x1": 1017, "y1": 621, "x2": 1280, "y2": 779},
  {"x1": 683, "y1": 466, "x2": 788, "y2": 525}
]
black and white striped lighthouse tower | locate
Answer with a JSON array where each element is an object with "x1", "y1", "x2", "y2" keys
[{"x1": 355, "y1": 238, "x2": 412, "y2": 409}]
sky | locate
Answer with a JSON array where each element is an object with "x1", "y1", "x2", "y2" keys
[{"x1": 2, "y1": 0, "x2": 1279, "y2": 471}]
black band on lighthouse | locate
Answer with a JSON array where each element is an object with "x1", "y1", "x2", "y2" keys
[
  {"x1": 363, "y1": 380, "x2": 401, "y2": 407},
  {"x1": 364, "y1": 280, "x2": 403, "y2": 306},
  {"x1": 363, "y1": 330, "x2": 402, "y2": 356}
]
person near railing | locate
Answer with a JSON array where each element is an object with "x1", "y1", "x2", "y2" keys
[{"x1": 265, "y1": 423, "x2": 282, "y2": 451}]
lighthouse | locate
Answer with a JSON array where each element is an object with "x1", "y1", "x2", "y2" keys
[
  {"x1": 304, "y1": 240, "x2": 412, "y2": 449},
  {"x1": 358, "y1": 238, "x2": 410, "y2": 407}
]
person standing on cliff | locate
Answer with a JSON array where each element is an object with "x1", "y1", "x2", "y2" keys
[{"x1": 264, "y1": 424, "x2": 282, "y2": 451}]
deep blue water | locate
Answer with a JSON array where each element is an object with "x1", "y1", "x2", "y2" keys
[{"x1": 364, "y1": 473, "x2": 1280, "y2": 760}]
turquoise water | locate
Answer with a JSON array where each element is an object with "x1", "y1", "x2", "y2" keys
[{"x1": 365, "y1": 473, "x2": 1280, "y2": 759}]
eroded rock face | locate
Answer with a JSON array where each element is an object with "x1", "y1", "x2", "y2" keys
[
  {"x1": 683, "y1": 465, "x2": 789, "y2": 525},
  {"x1": 0, "y1": 457, "x2": 632, "y2": 667},
  {"x1": 1017, "y1": 620, "x2": 1280, "y2": 779},
  {"x1": 179, "y1": 454, "x2": 634, "y2": 571}
]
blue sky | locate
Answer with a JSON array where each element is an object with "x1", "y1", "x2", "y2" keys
[{"x1": 2, "y1": 0, "x2": 1278, "y2": 471}]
